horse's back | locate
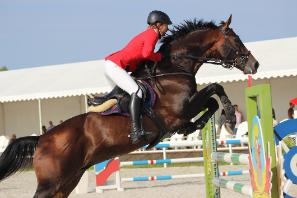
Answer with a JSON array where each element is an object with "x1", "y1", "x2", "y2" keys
[{"x1": 33, "y1": 113, "x2": 133, "y2": 168}]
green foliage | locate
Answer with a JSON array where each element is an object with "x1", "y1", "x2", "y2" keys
[{"x1": 0, "y1": 66, "x2": 8, "y2": 71}]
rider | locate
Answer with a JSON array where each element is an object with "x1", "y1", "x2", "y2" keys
[{"x1": 97, "y1": 10, "x2": 172, "y2": 144}]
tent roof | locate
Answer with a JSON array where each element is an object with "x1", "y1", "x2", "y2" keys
[
  {"x1": 0, "y1": 60, "x2": 112, "y2": 102},
  {"x1": 1, "y1": 37, "x2": 297, "y2": 103}
]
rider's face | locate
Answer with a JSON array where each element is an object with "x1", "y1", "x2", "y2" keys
[{"x1": 157, "y1": 23, "x2": 169, "y2": 36}]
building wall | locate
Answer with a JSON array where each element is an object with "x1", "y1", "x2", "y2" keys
[
  {"x1": 269, "y1": 76, "x2": 297, "y2": 121},
  {"x1": 4, "y1": 100, "x2": 39, "y2": 137},
  {"x1": 2, "y1": 96, "x2": 86, "y2": 138},
  {"x1": 41, "y1": 96, "x2": 83, "y2": 128},
  {"x1": 0, "y1": 103, "x2": 4, "y2": 135}
]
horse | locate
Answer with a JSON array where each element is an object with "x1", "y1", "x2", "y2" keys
[{"x1": 0, "y1": 15, "x2": 258, "y2": 198}]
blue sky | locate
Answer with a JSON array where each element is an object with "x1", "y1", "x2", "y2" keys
[{"x1": 1, "y1": 0, "x2": 297, "y2": 70}]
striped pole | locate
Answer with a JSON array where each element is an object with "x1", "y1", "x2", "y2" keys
[
  {"x1": 122, "y1": 170, "x2": 249, "y2": 182},
  {"x1": 219, "y1": 170, "x2": 249, "y2": 176},
  {"x1": 122, "y1": 174, "x2": 203, "y2": 182},
  {"x1": 151, "y1": 138, "x2": 248, "y2": 149},
  {"x1": 120, "y1": 157, "x2": 203, "y2": 166},
  {"x1": 212, "y1": 152, "x2": 249, "y2": 165},
  {"x1": 213, "y1": 178, "x2": 253, "y2": 197},
  {"x1": 216, "y1": 139, "x2": 248, "y2": 145}
]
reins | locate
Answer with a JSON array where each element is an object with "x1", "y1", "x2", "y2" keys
[{"x1": 136, "y1": 62, "x2": 195, "y2": 94}]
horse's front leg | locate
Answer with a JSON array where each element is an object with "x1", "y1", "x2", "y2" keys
[
  {"x1": 182, "y1": 83, "x2": 235, "y2": 131},
  {"x1": 177, "y1": 97, "x2": 219, "y2": 135},
  {"x1": 189, "y1": 83, "x2": 235, "y2": 121}
]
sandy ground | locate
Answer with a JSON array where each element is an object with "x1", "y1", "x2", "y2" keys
[{"x1": 0, "y1": 165, "x2": 296, "y2": 198}]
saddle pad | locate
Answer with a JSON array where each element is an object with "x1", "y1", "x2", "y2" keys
[{"x1": 99, "y1": 81, "x2": 156, "y2": 116}]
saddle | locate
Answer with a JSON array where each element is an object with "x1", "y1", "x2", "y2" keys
[{"x1": 88, "y1": 80, "x2": 167, "y2": 149}]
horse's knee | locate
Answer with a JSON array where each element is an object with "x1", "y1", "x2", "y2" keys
[{"x1": 207, "y1": 97, "x2": 219, "y2": 111}]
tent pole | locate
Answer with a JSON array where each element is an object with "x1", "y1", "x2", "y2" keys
[
  {"x1": 38, "y1": 99, "x2": 42, "y2": 135},
  {"x1": 84, "y1": 95, "x2": 88, "y2": 113}
]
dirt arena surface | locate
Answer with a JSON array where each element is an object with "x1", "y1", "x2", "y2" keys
[{"x1": 0, "y1": 165, "x2": 296, "y2": 198}]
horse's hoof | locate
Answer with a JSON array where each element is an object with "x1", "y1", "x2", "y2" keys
[{"x1": 196, "y1": 122, "x2": 206, "y2": 130}]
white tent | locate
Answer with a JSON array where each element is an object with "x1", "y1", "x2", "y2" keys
[
  {"x1": 0, "y1": 37, "x2": 297, "y2": 137},
  {"x1": 0, "y1": 60, "x2": 113, "y2": 137},
  {"x1": 0, "y1": 60, "x2": 111, "y2": 102}
]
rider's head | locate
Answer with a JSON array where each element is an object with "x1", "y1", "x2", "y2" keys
[{"x1": 147, "y1": 10, "x2": 172, "y2": 37}]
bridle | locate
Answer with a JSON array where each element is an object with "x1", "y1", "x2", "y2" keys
[
  {"x1": 171, "y1": 27, "x2": 252, "y2": 70},
  {"x1": 170, "y1": 47, "x2": 251, "y2": 71}
]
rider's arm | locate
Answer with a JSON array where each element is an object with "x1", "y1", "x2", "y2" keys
[{"x1": 142, "y1": 30, "x2": 162, "y2": 62}]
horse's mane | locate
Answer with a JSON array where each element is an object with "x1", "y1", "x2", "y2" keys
[{"x1": 159, "y1": 19, "x2": 218, "y2": 50}]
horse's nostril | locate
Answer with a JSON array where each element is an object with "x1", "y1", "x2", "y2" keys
[{"x1": 254, "y1": 62, "x2": 259, "y2": 70}]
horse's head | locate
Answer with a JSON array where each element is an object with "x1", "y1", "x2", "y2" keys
[
  {"x1": 212, "y1": 15, "x2": 259, "y2": 74},
  {"x1": 159, "y1": 15, "x2": 259, "y2": 76}
]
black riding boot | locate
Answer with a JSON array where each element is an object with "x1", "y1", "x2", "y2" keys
[
  {"x1": 88, "y1": 87, "x2": 119, "y2": 106},
  {"x1": 129, "y1": 93, "x2": 145, "y2": 144}
]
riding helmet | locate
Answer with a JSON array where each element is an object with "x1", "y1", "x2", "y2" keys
[{"x1": 147, "y1": 10, "x2": 172, "y2": 25}]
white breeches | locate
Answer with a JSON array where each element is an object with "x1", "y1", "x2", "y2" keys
[{"x1": 104, "y1": 60, "x2": 142, "y2": 98}]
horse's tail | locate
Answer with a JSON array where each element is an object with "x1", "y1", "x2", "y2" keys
[{"x1": 0, "y1": 136, "x2": 39, "y2": 182}]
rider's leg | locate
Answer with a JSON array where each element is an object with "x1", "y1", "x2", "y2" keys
[{"x1": 104, "y1": 60, "x2": 144, "y2": 144}]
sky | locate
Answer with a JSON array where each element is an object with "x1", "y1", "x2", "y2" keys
[{"x1": 1, "y1": 0, "x2": 297, "y2": 70}]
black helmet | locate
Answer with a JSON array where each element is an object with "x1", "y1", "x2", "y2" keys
[{"x1": 147, "y1": 10, "x2": 172, "y2": 25}]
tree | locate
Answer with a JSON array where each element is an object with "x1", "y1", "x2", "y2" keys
[{"x1": 0, "y1": 66, "x2": 8, "y2": 72}]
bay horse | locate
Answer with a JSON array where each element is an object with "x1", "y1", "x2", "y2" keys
[{"x1": 0, "y1": 15, "x2": 258, "y2": 198}]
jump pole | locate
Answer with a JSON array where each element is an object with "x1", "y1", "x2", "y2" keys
[{"x1": 202, "y1": 114, "x2": 221, "y2": 198}]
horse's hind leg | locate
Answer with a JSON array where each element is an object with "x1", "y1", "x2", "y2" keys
[
  {"x1": 34, "y1": 182, "x2": 58, "y2": 198},
  {"x1": 33, "y1": 171, "x2": 84, "y2": 198},
  {"x1": 55, "y1": 171, "x2": 84, "y2": 198}
]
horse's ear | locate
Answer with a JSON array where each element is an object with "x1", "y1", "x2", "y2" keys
[{"x1": 221, "y1": 15, "x2": 232, "y2": 31}]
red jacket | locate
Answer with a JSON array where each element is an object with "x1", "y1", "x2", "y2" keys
[{"x1": 105, "y1": 28, "x2": 162, "y2": 72}]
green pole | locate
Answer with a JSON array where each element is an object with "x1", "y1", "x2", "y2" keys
[
  {"x1": 245, "y1": 84, "x2": 280, "y2": 198},
  {"x1": 202, "y1": 115, "x2": 220, "y2": 198}
]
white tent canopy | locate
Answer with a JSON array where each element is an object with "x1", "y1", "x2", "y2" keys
[
  {"x1": 0, "y1": 37, "x2": 297, "y2": 103},
  {"x1": 0, "y1": 60, "x2": 111, "y2": 102}
]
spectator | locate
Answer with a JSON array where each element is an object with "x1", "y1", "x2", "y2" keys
[
  {"x1": 217, "y1": 109, "x2": 233, "y2": 136},
  {"x1": 234, "y1": 104, "x2": 244, "y2": 133},
  {"x1": 42, "y1": 125, "x2": 47, "y2": 134},
  {"x1": 289, "y1": 102, "x2": 297, "y2": 118},
  {"x1": 288, "y1": 108, "x2": 294, "y2": 119},
  {"x1": 48, "y1": 121, "x2": 55, "y2": 131},
  {"x1": 9, "y1": 134, "x2": 16, "y2": 144}
]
